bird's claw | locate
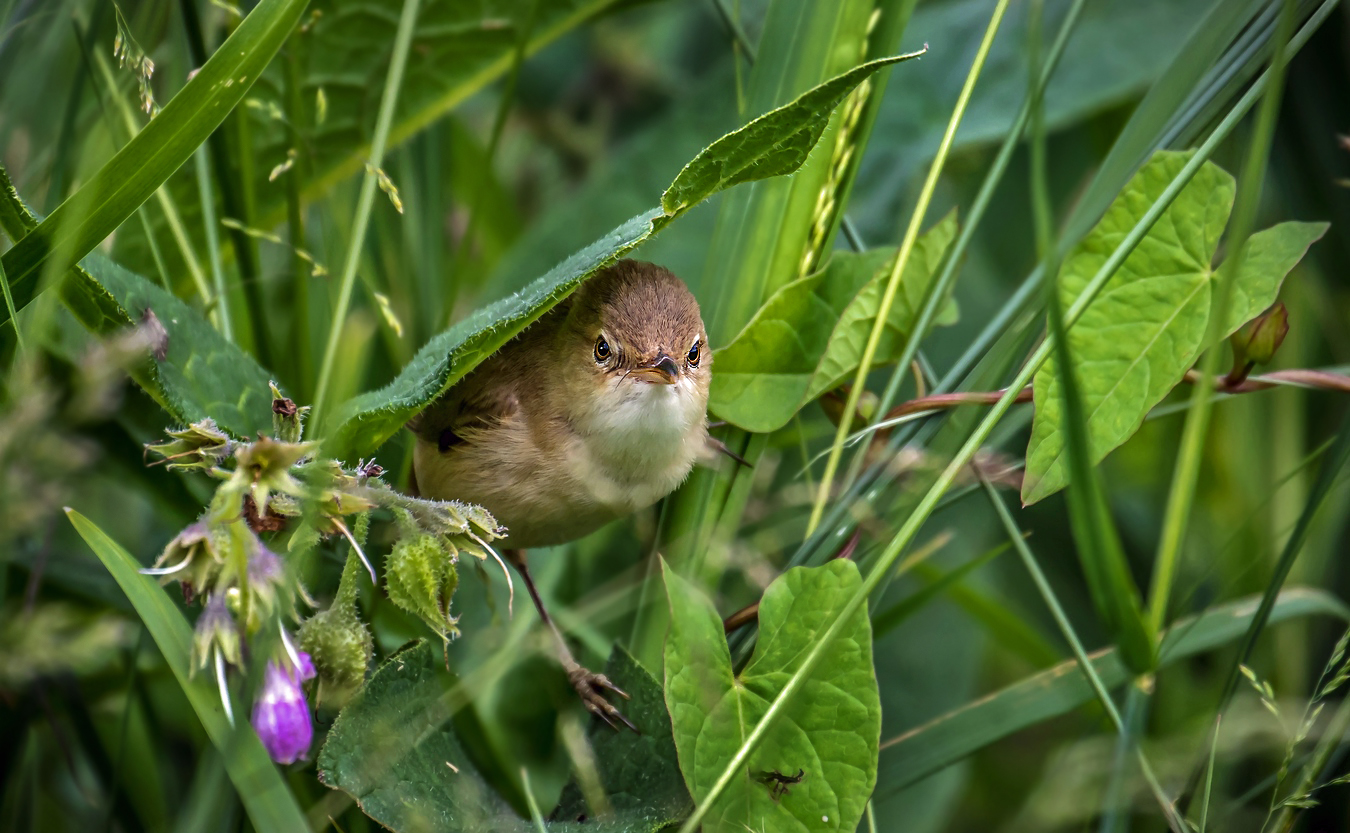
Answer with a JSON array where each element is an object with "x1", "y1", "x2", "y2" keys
[{"x1": 568, "y1": 666, "x2": 637, "y2": 733}]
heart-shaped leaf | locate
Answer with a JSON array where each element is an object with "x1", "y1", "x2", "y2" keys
[
  {"x1": 1023, "y1": 151, "x2": 1326, "y2": 503},
  {"x1": 663, "y1": 560, "x2": 880, "y2": 833}
]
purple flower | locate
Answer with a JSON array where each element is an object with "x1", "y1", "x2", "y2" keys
[{"x1": 251, "y1": 651, "x2": 316, "y2": 764}]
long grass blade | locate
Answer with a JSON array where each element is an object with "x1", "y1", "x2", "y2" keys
[
  {"x1": 680, "y1": 27, "x2": 1326, "y2": 824},
  {"x1": 0, "y1": 0, "x2": 308, "y2": 323},
  {"x1": 65, "y1": 509, "x2": 309, "y2": 833},
  {"x1": 806, "y1": 0, "x2": 1013, "y2": 537},
  {"x1": 1147, "y1": 0, "x2": 1300, "y2": 633},
  {"x1": 311, "y1": 0, "x2": 422, "y2": 432}
]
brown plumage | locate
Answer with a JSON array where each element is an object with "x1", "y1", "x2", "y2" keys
[
  {"x1": 408, "y1": 260, "x2": 713, "y2": 730},
  {"x1": 408, "y1": 259, "x2": 712, "y2": 548}
]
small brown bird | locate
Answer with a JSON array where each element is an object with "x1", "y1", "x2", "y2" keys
[{"x1": 408, "y1": 259, "x2": 714, "y2": 728}]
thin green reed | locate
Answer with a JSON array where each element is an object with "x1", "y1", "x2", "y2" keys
[
  {"x1": 311, "y1": 0, "x2": 422, "y2": 432},
  {"x1": 806, "y1": 0, "x2": 1012, "y2": 537}
]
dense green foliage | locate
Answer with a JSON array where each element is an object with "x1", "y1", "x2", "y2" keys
[{"x1": 4, "y1": 1, "x2": 1350, "y2": 832}]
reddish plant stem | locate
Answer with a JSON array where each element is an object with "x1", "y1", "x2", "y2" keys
[{"x1": 880, "y1": 368, "x2": 1350, "y2": 423}]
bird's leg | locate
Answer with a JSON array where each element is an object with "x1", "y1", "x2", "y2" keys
[{"x1": 504, "y1": 549, "x2": 637, "y2": 732}]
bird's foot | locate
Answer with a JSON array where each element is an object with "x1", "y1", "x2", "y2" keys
[{"x1": 567, "y1": 665, "x2": 637, "y2": 732}]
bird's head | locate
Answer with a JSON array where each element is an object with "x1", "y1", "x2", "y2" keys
[{"x1": 556, "y1": 260, "x2": 710, "y2": 434}]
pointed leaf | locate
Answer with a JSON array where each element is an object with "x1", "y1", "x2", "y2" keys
[
  {"x1": 1220, "y1": 220, "x2": 1327, "y2": 335},
  {"x1": 0, "y1": 163, "x2": 274, "y2": 437},
  {"x1": 709, "y1": 213, "x2": 958, "y2": 433},
  {"x1": 328, "y1": 55, "x2": 922, "y2": 458},
  {"x1": 661, "y1": 52, "x2": 924, "y2": 216}
]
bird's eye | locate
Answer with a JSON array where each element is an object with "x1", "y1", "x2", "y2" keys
[
  {"x1": 687, "y1": 340, "x2": 701, "y2": 367},
  {"x1": 594, "y1": 336, "x2": 611, "y2": 363}
]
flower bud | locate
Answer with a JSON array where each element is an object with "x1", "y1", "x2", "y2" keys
[
  {"x1": 143, "y1": 520, "x2": 221, "y2": 600},
  {"x1": 298, "y1": 550, "x2": 373, "y2": 697},
  {"x1": 269, "y1": 382, "x2": 309, "y2": 444},
  {"x1": 192, "y1": 593, "x2": 242, "y2": 673},
  {"x1": 384, "y1": 535, "x2": 460, "y2": 645},
  {"x1": 251, "y1": 651, "x2": 315, "y2": 764},
  {"x1": 145, "y1": 419, "x2": 233, "y2": 471},
  {"x1": 1242, "y1": 303, "x2": 1289, "y2": 366},
  {"x1": 819, "y1": 386, "x2": 879, "y2": 434},
  {"x1": 232, "y1": 435, "x2": 314, "y2": 517}
]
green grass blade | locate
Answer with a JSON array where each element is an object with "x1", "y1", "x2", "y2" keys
[
  {"x1": 0, "y1": 248, "x2": 21, "y2": 354},
  {"x1": 1031, "y1": 0, "x2": 1153, "y2": 673},
  {"x1": 310, "y1": 0, "x2": 422, "y2": 432},
  {"x1": 1147, "y1": 0, "x2": 1300, "y2": 633},
  {"x1": 876, "y1": 588, "x2": 1350, "y2": 793},
  {"x1": 65, "y1": 509, "x2": 310, "y2": 833},
  {"x1": 194, "y1": 148, "x2": 232, "y2": 342},
  {"x1": 0, "y1": 0, "x2": 308, "y2": 325},
  {"x1": 806, "y1": 0, "x2": 1013, "y2": 537},
  {"x1": 870, "y1": 540, "x2": 1011, "y2": 639},
  {"x1": 1216, "y1": 405, "x2": 1350, "y2": 713}
]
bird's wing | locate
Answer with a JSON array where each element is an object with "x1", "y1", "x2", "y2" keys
[{"x1": 407, "y1": 356, "x2": 521, "y2": 450}]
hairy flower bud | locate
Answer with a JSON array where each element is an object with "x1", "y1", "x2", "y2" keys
[
  {"x1": 251, "y1": 651, "x2": 315, "y2": 764},
  {"x1": 385, "y1": 535, "x2": 460, "y2": 645},
  {"x1": 143, "y1": 520, "x2": 222, "y2": 600},
  {"x1": 269, "y1": 382, "x2": 309, "y2": 444},
  {"x1": 298, "y1": 550, "x2": 373, "y2": 699},
  {"x1": 145, "y1": 419, "x2": 234, "y2": 471}
]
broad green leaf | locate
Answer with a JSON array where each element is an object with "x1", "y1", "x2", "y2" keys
[
  {"x1": 708, "y1": 212, "x2": 958, "y2": 433},
  {"x1": 0, "y1": 163, "x2": 273, "y2": 437},
  {"x1": 1025, "y1": 152, "x2": 1223, "y2": 504},
  {"x1": 661, "y1": 52, "x2": 922, "y2": 215},
  {"x1": 877, "y1": 587, "x2": 1350, "y2": 793},
  {"x1": 318, "y1": 639, "x2": 677, "y2": 832},
  {"x1": 114, "y1": 0, "x2": 627, "y2": 278},
  {"x1": 1220, "y1": 220, "x2": 1328, "y2": 335},
  {"x1": 318, "y1": 640, "x2": 529, "y2": 832},
  {"x1": 65, "y1": 509, "x2": 310, "y2": 833},
  {"x1": 663, "y1": 560, "x2": 880, "y2": 833},
  {"x1": 552, "y1": 646, "x2": 693, "y2": 827},
  {"x1": 0, "y1": 0, "x2": 310, "y2": 325},
  {"x1": 1023, "y1": 153, "x2": 1326, "y2": 504},
  {"x1": 327, "y1": 55, "x2": 918, "y2": 459}
]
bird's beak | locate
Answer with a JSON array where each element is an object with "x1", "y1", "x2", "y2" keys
[{"x1": 630, "y1": 354, "x2": 680, "y2": 385}]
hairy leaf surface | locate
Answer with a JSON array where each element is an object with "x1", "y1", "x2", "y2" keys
[
  {"x1": 320, "y1": 640, "x2": 683, "y2": 832},
  {"x1": 327, "y1": 55, "x2": 917, "y2": 458},
  {"x1": 0, "y1": 164, "x2": 273, "y2": 436}
]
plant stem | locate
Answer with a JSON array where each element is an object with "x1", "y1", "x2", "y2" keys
[
  {"x1": 311, "y1": 0, "x2": 422, "y2": 432},
  {"x1": 807, "y1": 0, "x2": 1013, "y2": 537}
]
